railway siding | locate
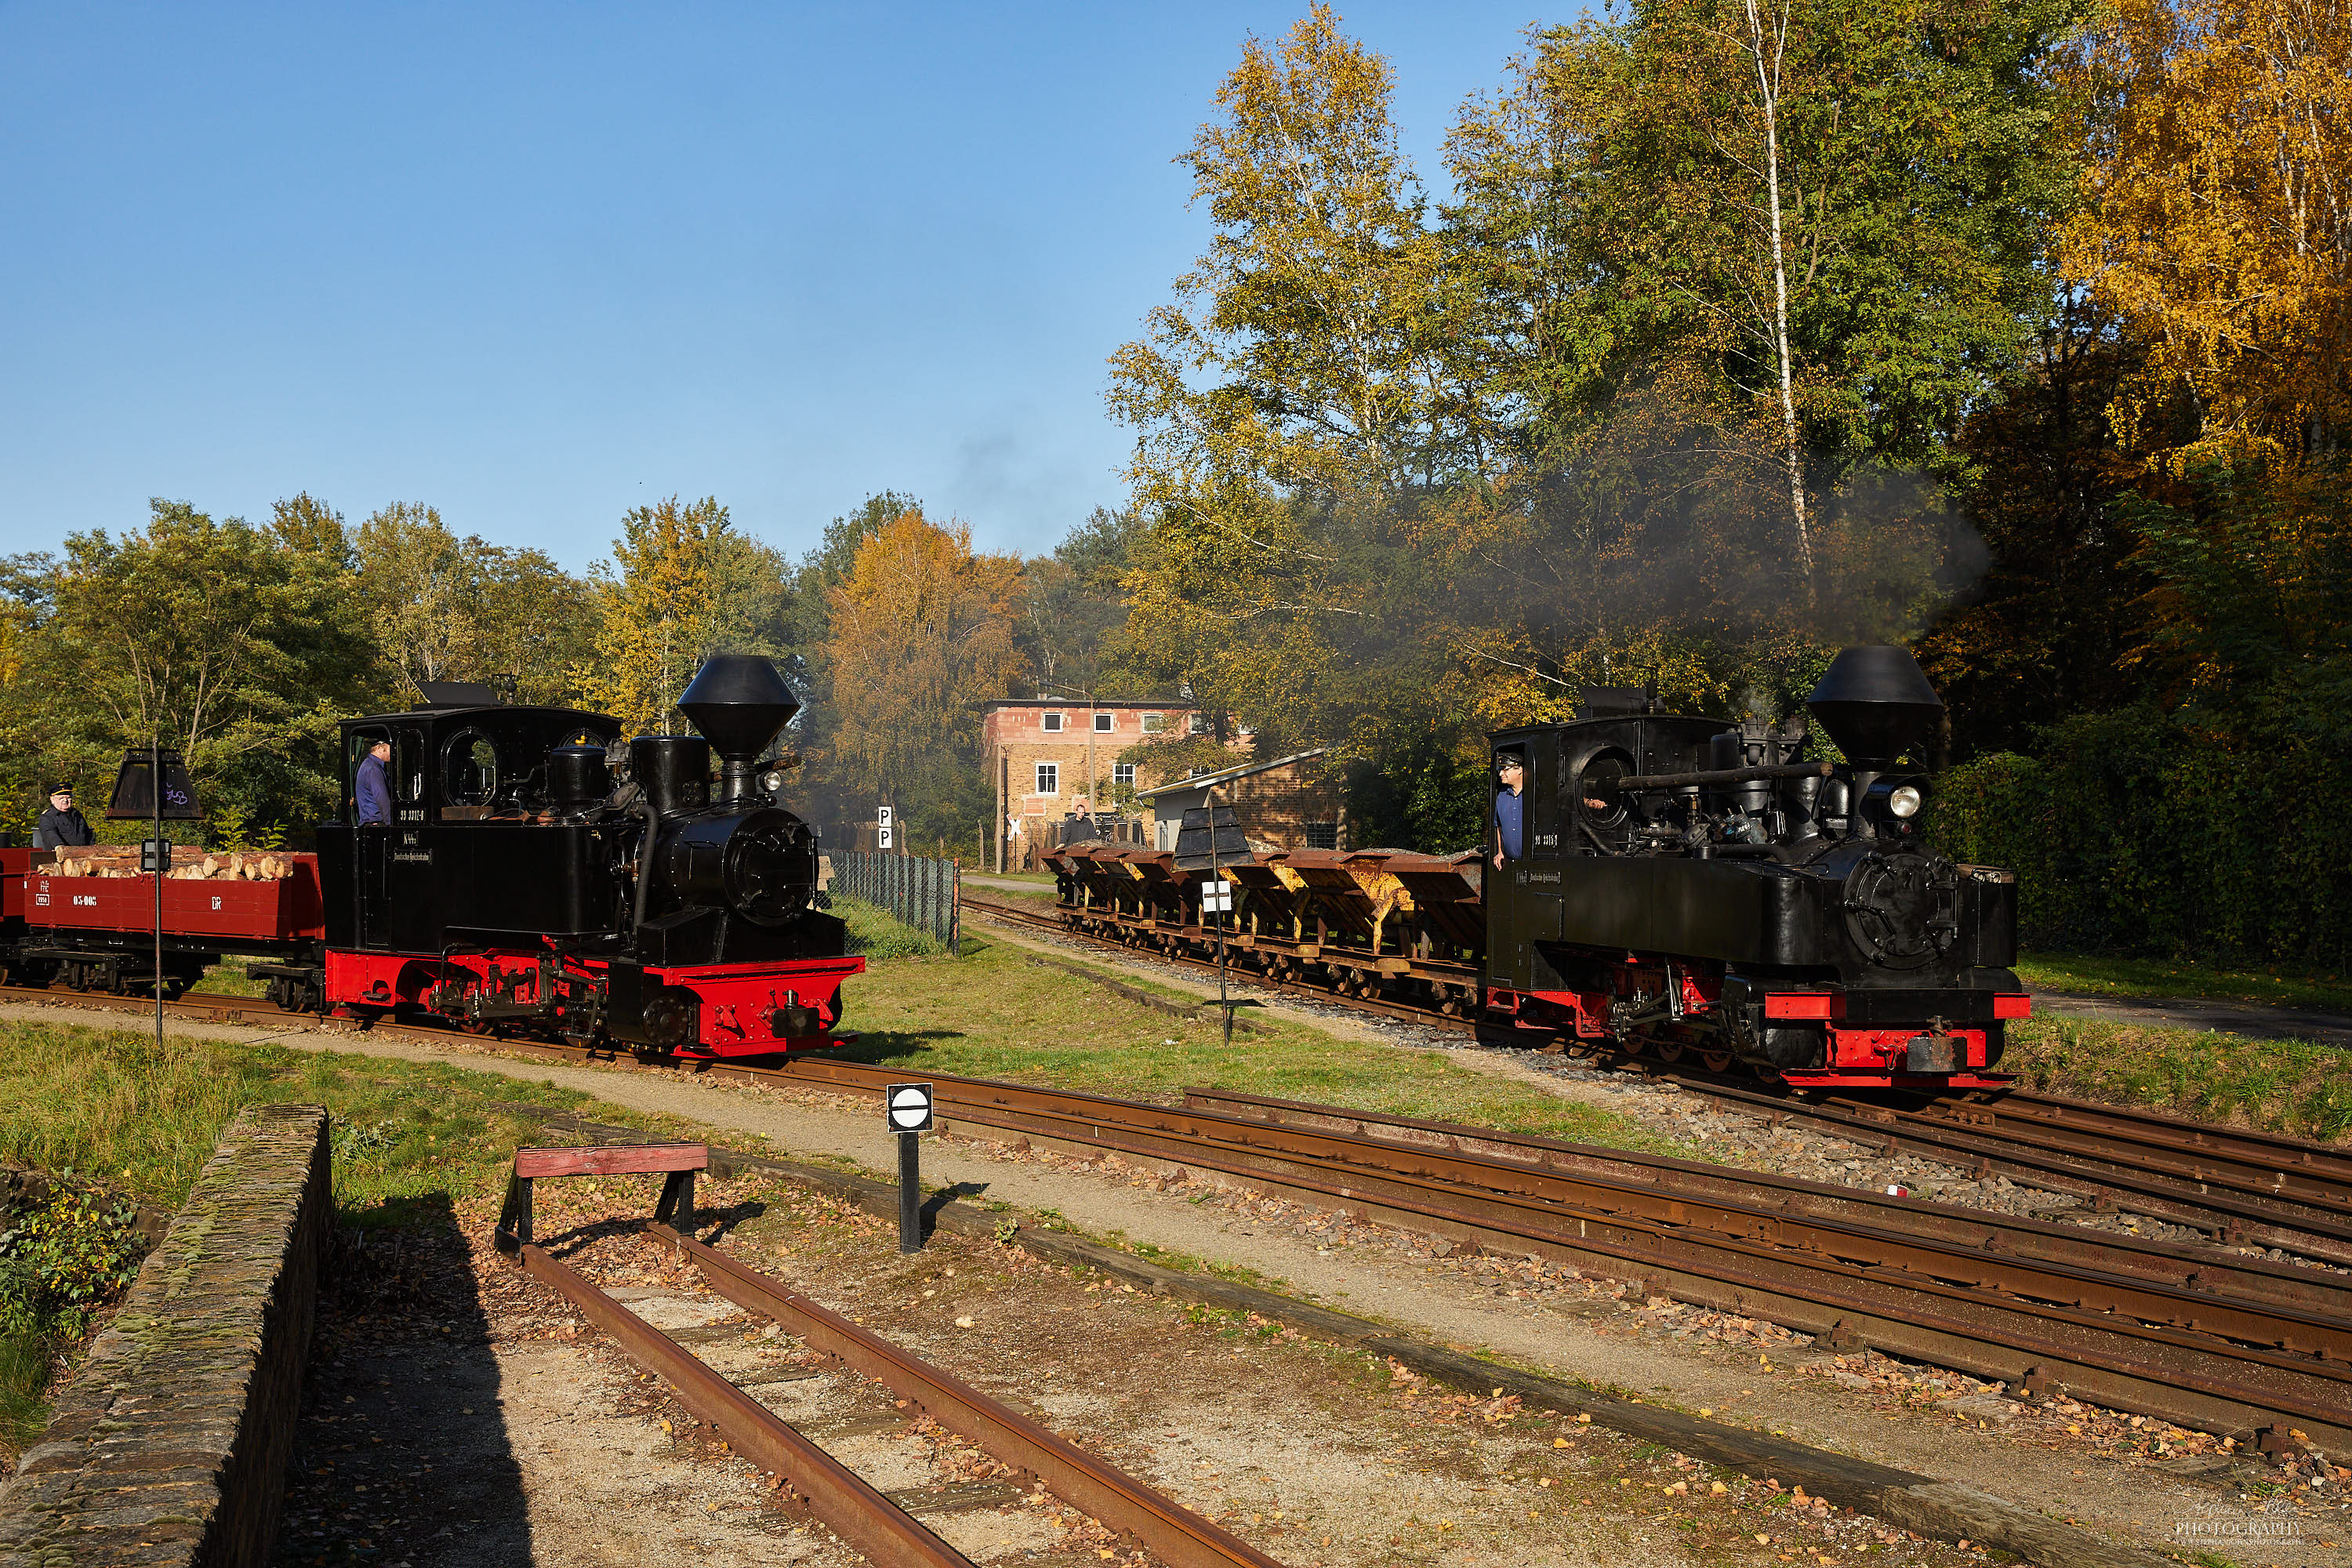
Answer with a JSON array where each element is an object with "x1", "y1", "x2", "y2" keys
[
  {"x1": 535, "y1": 1111, "x2": 2179, "y2": 1568},
  {"x1": 0, "y1": 1103, "x2": 330, "y2": 1568}
]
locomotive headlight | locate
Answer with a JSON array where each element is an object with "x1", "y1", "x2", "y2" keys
[
  {"x1": 760, "y1": 770, "x2": 784, "y2": 793},
  {"x1": 1888, "y1": 784, "x2": 1924, "y2": 819}
]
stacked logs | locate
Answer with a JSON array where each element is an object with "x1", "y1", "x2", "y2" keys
[{"x1": 47, "y1": 846, "x2": 298, "y2": 881}]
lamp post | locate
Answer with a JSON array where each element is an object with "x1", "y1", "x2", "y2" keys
[{"x1": 104, "y1": 746, "x2": 198, "y2": 1054}]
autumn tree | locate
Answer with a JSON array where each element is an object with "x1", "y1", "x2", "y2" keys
[
  {"x1": 1108, "y1": 7, "x2": 1496, "y2": 771},
  {"x1": 2060, "y1": 0, "x2": 2352, "y2": 460},
  {"x1": 821, "y1": 510, "x2": 1025, "y2": 838},
  {"x1": 580, "y1": 495, "x2": 734, "y2": 735}
]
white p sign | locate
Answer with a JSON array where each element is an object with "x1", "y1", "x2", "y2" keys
[
  {"x1": 887, "y1": 1082, "x2": 934, "y2": 1133},
  {"x1": 877, "y1": 804, "x2": 895, "y2": 850}
]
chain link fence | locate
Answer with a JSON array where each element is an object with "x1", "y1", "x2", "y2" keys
[{"x1": 828, "y1": 850, "x2": 960, "y2": 953}]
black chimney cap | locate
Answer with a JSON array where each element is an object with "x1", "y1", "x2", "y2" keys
[
  {"x1": 1806, "y1": 646, "x2": 1944, "y2": 769},
  {"x1": 679, "y1": 655, "x2": 801, "y2": 761}
]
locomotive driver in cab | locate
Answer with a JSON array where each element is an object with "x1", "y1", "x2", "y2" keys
[
  {"x1": 1491, "y1": 750, "x2": 1525, "y2": 868},
  {"x1": 356, "y1": 739, "x2": 392, "y2": 826}
]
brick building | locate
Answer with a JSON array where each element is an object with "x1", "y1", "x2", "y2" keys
[
  {"x1": 1133, "y1": 749, "x2": 1345, "y2": 852},
  {"x1": 982, "y1": 697, "x2": 1229, "y2": 871}
]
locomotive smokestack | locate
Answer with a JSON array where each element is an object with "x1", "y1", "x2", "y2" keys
[
  {"x1": 679, "y1": 655, "x2": 800, "y2": 803},
  {"x1": 1805, "y1": 645, "x2": 1944, "y2": 770}
]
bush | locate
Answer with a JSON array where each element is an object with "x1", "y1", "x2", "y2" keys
[
  {"x1": 0, "y1": 1185, "x2": 146, "y2": 1330},
  {"x1": 1933, "y1": 705, "x2": 2352, "y2": 967}
]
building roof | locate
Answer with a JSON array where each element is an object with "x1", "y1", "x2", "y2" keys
[
  {"x1": 1131, "y1": 748, "x2": 1328, "y2": 801},
  {"x1": 983, "y1": 696, "x2": 1196, "y2": 710}
]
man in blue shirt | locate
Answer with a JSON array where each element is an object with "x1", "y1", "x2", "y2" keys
[
  {"x1": 355, "y1": 739, "x2": 393, "y2": 826},
  {"x1": 1491, "y1": 750, "x2": 1524, "y2": 868}
]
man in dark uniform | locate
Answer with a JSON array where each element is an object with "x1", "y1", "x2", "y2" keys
[
  {"x1": 1491, "y1": 750, "x2": 1524, "y2": 869},
  {"x1": 355, "y1": 739, "x2": 393, "y2": 826},
  {"x1": 34, "y1": 785, "x2": 94, "y2": 849}
]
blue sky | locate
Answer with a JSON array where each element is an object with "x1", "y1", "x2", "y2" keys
[{"x1": 0, "y1": 2, "x2": 1570, "y2": 572}]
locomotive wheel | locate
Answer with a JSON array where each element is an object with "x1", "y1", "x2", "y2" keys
[
  {"x1": 1653, "y1": 1040, "x2": 1684, "y2": 1063},
  {"x1": 1701, "y1": 1050, "x2": 1734, "y2": 1073},
  {"x1": 68, "y1": 964, "x2": 89, "y2": 993}
]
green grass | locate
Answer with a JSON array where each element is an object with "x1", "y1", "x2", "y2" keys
[
  {"x1": 0, "y1": 1018, "x2": 712, "y2": 1459},
  {"x1": 2004, "y1": 1015, "x2": 2352, "y2": 1140},
  {"x1": 831, "y1": 895, "x2": 953, "y2": 960},
  {"x1": 2016, "y1": 950, "x2": 2352, "y2": 1014},
  {"x1": 832, "y1": 932, "x2": 1686, "y2": 1155}
]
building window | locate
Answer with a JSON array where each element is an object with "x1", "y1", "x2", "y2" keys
[
  {"x1": 1036, "y1": 762, "x2": 1059, "y2": 795},
  {"x1": 1142, "y1": 713, "x2": 1167, "y2": 733},
  {"x1": 1303, "y1": 821, "x2": 1338, "y2": 849},
  {"x1": 1113, "y1": 762, "x2": 1135, "y2": 788},
  {"x1": 1189, "y1": 713, "x2": 1210, "y2": 735},
  {"x1": 1043, "y1": 712, "x2": 1064, "y2": 732},
  {"x1": 1094, "y1": 712, "x2": 1112, "y2": 732}
]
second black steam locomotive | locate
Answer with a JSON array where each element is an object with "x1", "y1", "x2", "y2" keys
[
  {"x1": 1046, "y1": 644, "x2": 2028, "y2": 1090},
  {"x1": 1480, "y1": 644, "x2": 2025, "y2": 1087}
]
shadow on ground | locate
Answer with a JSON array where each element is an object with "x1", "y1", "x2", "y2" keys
[{"x1": 272, "y1": 1193, "x2": 533, "y2": 1567}]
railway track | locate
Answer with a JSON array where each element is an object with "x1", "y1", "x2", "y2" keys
[
  {"x1": 513, "y1": 1226, "x2": 1283, "y2": 1568},
  {"x1": 13, "y1": 976, "x2": 2352, "y2": 1447},
  {"x1": 957, "y1": 894, "x2": 2352, "y2": 1260}
]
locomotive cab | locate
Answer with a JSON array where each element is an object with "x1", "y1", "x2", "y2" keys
[{"x1": 319, "y1": 703, "x2": 625, "y2": 953}]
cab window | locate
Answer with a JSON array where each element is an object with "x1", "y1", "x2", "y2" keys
[{"x1": 444, "y1": 731, "x2": 500, "y2": 809}]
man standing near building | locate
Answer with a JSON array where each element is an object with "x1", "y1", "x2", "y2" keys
[
  {"x1": 356, "y1": 739, "x2": 393, "y2": 826},
  {"x1": 1491, "y1": 750, "x2": 1524, "y2": 869},
  {"x1": 34, "y1": 785, "x2": 94, "y2": 849}
]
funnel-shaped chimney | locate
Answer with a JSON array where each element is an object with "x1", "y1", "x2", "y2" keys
[
  {"x1": 679, "y1": 655, "x2": 800, "y2": 762},
  {"x1": 1805, "y1": 646, "x2": 1943, "y2": 769}
]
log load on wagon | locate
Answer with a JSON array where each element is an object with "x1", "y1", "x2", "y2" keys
[{"x1": 0, "y1": 655, "x2": 860, "y2": 1056}]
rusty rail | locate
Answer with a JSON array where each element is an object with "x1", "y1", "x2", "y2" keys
[
  {"x1": 756, "y1": 1057, "x2": 2352, "y2": 1450},
  {"x1": 948, "y1": 904, "x2": 2352, "y2": 1253},
  {"x1": 511, "y1": 1240, "x2": 979, "y2": 1567},
  {"x1": 663, "y1": 1233, "x2": 1287, "y2": 1568}
]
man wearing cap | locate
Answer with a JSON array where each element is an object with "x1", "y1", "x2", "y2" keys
[
  {"x1": 34, "y1": 786, "x2": 94, "y2": 850},
  {"x1": 1491, "y1": 750, "x2": 1525, "y2": 869}
]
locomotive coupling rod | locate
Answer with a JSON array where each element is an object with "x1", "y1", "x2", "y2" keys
[
  {"x1": 514, "y1": 1241, "x2": 980, "y2": 1568},
  {"x1": 668, "y1": 1232, "x2": 1290, "y2": 1568},
  {"x1": 1617, "y1": 760, "x2": 1832, "y2": 791}
]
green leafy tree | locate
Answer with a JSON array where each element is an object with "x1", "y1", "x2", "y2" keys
[
  {"x1": 28, "y1": 501, "x2": 372, "y2": 826},
  {"x1": 579, "y1": 496, "x2": 733, "y2": 735}
]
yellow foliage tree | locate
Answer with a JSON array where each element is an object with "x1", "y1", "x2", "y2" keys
[
  {"x1": 2060, "y1": 0, "x2": 2352, "y2": 460},
  {"x1": 580, "y1": 496, "x2": 732, "y2": 736},
  {"x1": 823, "y1": 511, "x2": 1025, "y2": 808}
]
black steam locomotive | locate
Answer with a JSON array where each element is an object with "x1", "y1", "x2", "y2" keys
[
  {"x1": 1044, "y1": 643, "x2": 2027, "y2": 1091},
  {"x1": 1483, "y1": 645, "x2": 2026, "y2": 1086},
  {"x1": 291, "y1": 653, "x2": 859, "y2": 1055}
]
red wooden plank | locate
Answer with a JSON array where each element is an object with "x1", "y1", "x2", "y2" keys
[{"x1": 514, "y1": 1142, "x2": 709, "y2": 1178}]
